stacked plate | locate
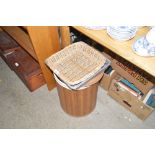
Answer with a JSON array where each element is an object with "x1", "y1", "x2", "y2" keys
[
  {"x1": 107, "y1": 26, "x2": 138, "y2": 41},
  {"x1": 133, "y1": 27, "x2": 155, "y2": 56},
  {"x1": 132, "y1": 37, "x2": 155, "y2": 56},
  {"x1": 84, "y1": 26, "x2": 106, "y2": 30}
]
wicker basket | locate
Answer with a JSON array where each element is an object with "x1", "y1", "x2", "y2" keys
[{"x1": 45, "y1": 42, "x2": 110, "y2": 89}]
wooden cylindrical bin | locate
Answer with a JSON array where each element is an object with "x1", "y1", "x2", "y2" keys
[{"x1": 54, "y1": 74, "x2": 99, "y2": 117}]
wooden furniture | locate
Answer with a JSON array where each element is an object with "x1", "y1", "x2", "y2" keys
[
  {"x1": 0, "y1": 31, "x2": 46, "y2": 91},
  {"x1": 62, "y1": 26, "x2": 155, "y2": 78},
  {"x1": 6, "y1": 47, "x2": 46, "y2": 91},
  {"x1": 27, "y1": 26, "x2": 60, "y2": 90},
  {"x1": 1, "y1": 26, "x2": 37, "y2": 60},
  {"x1": 1, "y1": 26, "x2": 60, "y2": 90},
  {"x1": 60, "y1": 26, "x2": 71, "y2": 48},
  {"x1": 0, "y1": 31, "x2": 19, "y2": 70},
  {"x1": 0, "y1": 31, "x2": 19, "y2": 51}
]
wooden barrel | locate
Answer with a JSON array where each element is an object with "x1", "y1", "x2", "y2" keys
[{"x1": 55, "y1": 75, "x2": 99, "y2": 117}]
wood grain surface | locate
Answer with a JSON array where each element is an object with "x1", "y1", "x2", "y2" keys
[
  {"x1": 27, "y1": 26, "x2": 60, "y2": 90},
  {"x1": 56, "y1": 82, "x2": 98, "y2": 116},
  {"x1": 60, "y1": 26, "x2": 71, "y2": 48},
  {"x1": 1, "y1": 26, "x2": 37, "y2": 60}
]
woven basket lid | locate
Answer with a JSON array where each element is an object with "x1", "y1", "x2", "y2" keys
[{"x1": 45, "y1": 42, "x2": 110, "y2": 89}]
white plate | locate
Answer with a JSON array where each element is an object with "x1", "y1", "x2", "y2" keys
[
  {"x1": 84, "y1": 26, "x2": 106, "y2": 30},
  {"x1": 132, "y1": 37, "x2": 155, "y2": 56},
  {"x1": 146, "y1": 27, "x2": 155, "y2": 44},
  {"x1": 107, "y1": 27, "x2": 137, "y2": 41}
]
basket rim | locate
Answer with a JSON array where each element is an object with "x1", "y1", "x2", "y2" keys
[{"x1": 45, "y1": 41, "x2": 110, "y2": 88}]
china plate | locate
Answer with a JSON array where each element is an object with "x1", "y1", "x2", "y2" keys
[
  {"x1": 107, "y1": 28, "x2": 137, "y2": 41},
  {"x1": 110, "y1": 26, "x2": 137, "y2": 32},
  {"x1": 132, "y1": 36, "x2": 155, "y2": 56},
  {"x1": 84, "y1": 26, "x2": 106, "y2": 30}
]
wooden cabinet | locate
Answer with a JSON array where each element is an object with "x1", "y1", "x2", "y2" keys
[{"x1": 1, "y1": 26, "x2": 61, "y2": 90}]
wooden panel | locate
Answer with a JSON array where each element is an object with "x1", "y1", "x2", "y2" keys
[
  {"x1": 72, "y1": 26, "x2": 155, "y2": 77},
  {"x1": 27, "y1": 26, "x2": 60, "y2": 90},
  {"x1": 22, "y1": 26, "x2": 27, "y2": 31},
  {"x1": 57, "y1": 82, "x2": 98, "y2": 116},
  {"x1": 60, "y1": 26, "x2": 71, "y2": 48},
  {"x1": 1, "y1": 26, "x2": 37, "y2": 60},
  {"x1": 0, "y1": 31, "x2": 19, "y2": 51}
]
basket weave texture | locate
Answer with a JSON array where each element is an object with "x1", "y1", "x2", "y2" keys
[{"x1": 45, "y1": 42, "x2": 107, "y2": 86}]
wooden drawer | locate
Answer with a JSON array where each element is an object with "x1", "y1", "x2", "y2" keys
[
  {"x1": 6, "y1": 47, "x2": 46, "y2": 91},
  {"x1": 0, "y1": 48, "x2": 17, "y2": 70},
  {"x1": 0, "y1": 31, "x2": 19, "y2": 70},
  {"x1": 0, "y1": 31, "x2": 19, "y2": 51},
  {"x1": 1, "y1": 26, "x2": 37, "y2": 60}
]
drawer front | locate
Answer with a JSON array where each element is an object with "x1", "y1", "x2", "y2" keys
[
  {"x1": 0, "y1": 48, "x2": 18, "y2": 70},
  {"x1": 13, "y1": 66, "x2": 45, "y2": 91},
  {"x1": 5, "y1": 47, "x2": 45, "y2": 91},
  {"x1": 26, "y1": 73, "x2": 46, "y2": 91},
  {"x1": 6, "y1": 48, "x2": 40, "y2": 74},
  {"x1": 0, "y1": 31, "x2": 19, "y2": 51}
]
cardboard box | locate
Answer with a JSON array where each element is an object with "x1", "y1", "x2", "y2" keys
[
  {"x1": 143, "y1": 87, "x2": 155, "y2": 109},
  {"x1": 108, "y1": 77, "x2": 154, "y2": 120},
  {"x1": 100, "y1": 69, "x2": 117, "y2": 90},
  {"x1": 111, "y1": 57, "x2": 154, "y2": 94},
  {"x1": 100, "y1": 50, "x2": 117, "y2": 90}
]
